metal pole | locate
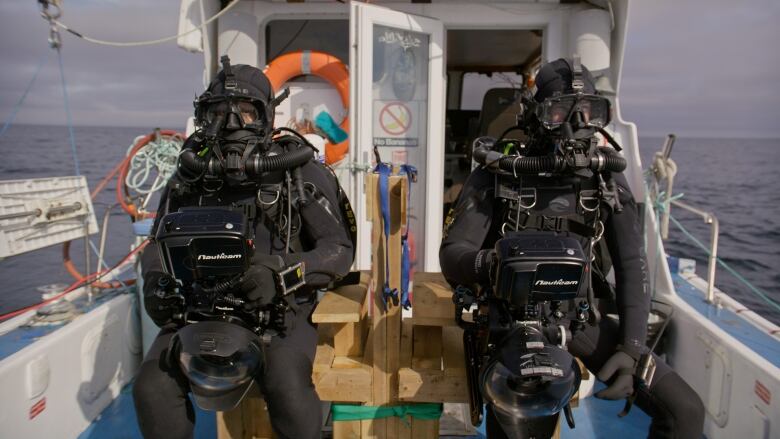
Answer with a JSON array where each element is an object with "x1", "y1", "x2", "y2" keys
[
  {"x1": 706, "y1": 214, "x2": 719, "y2": 303},
  {"x1": 98, "y1": 207, "x2": 112, "y2": 272},
  {"x1": 84, "y1": 220, "x2": 92, "y2": 302},
  {"x1": 670, "y1": 199, "x2": 719, "y2": 303}
]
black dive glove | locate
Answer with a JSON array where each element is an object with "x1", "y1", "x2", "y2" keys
[
  {"x1": 143, "y1": 271, "x2": 183, "y2": 327},
  {"x1": 240, "y1": 254, "x2": 285, "y2": 309},
  {"x1": 595, "y1": 350, "x2": 637, "y2": 400}
]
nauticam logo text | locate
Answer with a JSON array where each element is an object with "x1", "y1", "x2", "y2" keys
[
  {"x1": 535, "y1": 279, "x2": 578, "y2": 286},
  {"x1": 197, "y1": 253, "x2": 242, "y2": 261}
]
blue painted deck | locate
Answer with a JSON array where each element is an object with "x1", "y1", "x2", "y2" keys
[
  {"x1": 78, "y1": 383, "x2": 216, "y2": 439},
  {"x1": 82, "y1": 382, "x2": 648, "y2": 438},
  {"x1": 672, "y1": 272, "x2": 780, "y2": 368}
]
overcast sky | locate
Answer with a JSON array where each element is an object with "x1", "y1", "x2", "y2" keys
[{"x1": 1, "y1": 0, "x2": 778, "y2": 138}]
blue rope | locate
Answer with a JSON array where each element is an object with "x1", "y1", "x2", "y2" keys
[
  {"x1": 668, "y1": 215, "x2": 780, "y2": 313},
  {"x1": 0, "y1": 52, "x2": 50, "y2": 138},
  {"x1": 56, "y1": 47, "x2": 80, "y2": 176}
]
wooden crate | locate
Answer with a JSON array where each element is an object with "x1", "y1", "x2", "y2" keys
[
  {"x1": 398, "y1": 272, "x2": 468, "y2": 404},
  {"x1": 218, "y1": 274, "x2": 373, "y2": 438},
  {"x1": 218, "y1": 175, "x2": 460, "y2": 438}
]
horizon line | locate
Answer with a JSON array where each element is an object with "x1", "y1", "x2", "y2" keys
[{"x1": 3, "y1": 122, "x2": 780, "y2": 141}]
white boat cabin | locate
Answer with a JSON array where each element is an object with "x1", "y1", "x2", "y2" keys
[{"x1": 177, "y1": 0, "x2": 641, "y2": 274}]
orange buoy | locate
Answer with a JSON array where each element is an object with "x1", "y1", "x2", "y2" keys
[{"x1": 264, "y1": 50, "x2": 349, "y2": 165}]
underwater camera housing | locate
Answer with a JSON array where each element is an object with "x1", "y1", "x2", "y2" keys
[
  {"x1": 155, "y1": 207, "x2": 252, "y2": 287},
  {"x1": 494, "y1": 232, "x2": 587, "y2": 307},
  {"x1": 458, "y1": 233, "x2": 588, "y2": 436}
]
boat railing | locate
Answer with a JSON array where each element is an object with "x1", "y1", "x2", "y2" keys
[
  {"x1": 667, "y1": 199, "x2": 719, "y2": 303},
  {"x1": 649, "y1": 134, "x2": 720, "y2": 304}
]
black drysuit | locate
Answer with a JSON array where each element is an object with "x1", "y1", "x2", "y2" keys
[
  {"x1": 133, "y1": 158, "x2": 353, "y2": 439},
  {"x1": 439, "y1": 166, "x2": 704, "y2": 439}
]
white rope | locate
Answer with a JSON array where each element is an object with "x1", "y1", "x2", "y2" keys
[
  {"x1": 50, "y1": 0, "x2": 241, "y2": 48},
  {"x1": 125, "y1": 135, "x2": 182, "y2": 195}
]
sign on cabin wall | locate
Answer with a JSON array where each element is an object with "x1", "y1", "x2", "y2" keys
[
  {"x1": 373, "y1": 100, "x2": 420, "y2": 147},
  {"x1": 371, "y1": 25, "x2": 428, "y2": 152}
]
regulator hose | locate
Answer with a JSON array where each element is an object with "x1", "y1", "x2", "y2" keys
[
  {"x1": 472, "y1": 145, "x2": 626, "y2": 174},
  {"x1": 178, "y1": 142, "x2": 313, "y2": 178}
]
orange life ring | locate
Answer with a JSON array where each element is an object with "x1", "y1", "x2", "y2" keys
[{"x1": 264, "y1": 50, "x2": 349, "y2": 165}]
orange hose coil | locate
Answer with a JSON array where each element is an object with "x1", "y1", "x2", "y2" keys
[{"x1": 264, "y1": 50, "x2": 349, "y2": 165}]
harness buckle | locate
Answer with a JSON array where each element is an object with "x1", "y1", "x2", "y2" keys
[
  {"x1": 382, "y1": 286, "x2": 399, "y2": 310},
  {"x1": 541, "y1": 216, "x2": 564, "y2": 233}
]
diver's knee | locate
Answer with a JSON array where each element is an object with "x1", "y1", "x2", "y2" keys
[
  {"x1": 262, "y1": 347, "x2": 314, "y2": 395},
  {"x1": 678, "y1": 389, "x2": 705, "y2": 430},
  {"x1": 649, "y1": 372, "x2": 705, "y2": 439},
  {"x1": 133, "y1": 361, "x2": 194, "y2": 439},
  {"x1": 133, "y1": 361, "x2": 163, "y2": 405}
]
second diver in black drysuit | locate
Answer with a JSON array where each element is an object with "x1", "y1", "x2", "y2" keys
[
  {"x1": 133, "y1": 60, "x2": 353, "y2": 439},
  {"x1": 440, "y1": 59, "x2": 705, "y2": 439}
]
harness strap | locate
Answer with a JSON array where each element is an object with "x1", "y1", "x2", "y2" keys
[
  {"x1": 374, "y1": 162, "x2": 417, "y2": 310},
  {"x1": 398, "y1": 164, "x2": 417, "y2": 309},
  {"x1": 375, "y1": 162, "x2": 398, "y2": 309},
  {"x1": 512, "y1": 211, "x2": 597, "y2": 237}
]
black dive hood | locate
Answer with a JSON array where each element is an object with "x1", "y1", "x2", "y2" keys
[{"x1": 534, "y1": 58, "x2": 597, "y2": 103}]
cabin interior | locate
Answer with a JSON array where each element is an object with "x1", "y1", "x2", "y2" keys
[{"x1": 262, "y1": 18, "x2": 543, "y2": 214}]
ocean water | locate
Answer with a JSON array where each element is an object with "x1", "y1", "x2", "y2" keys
[
  {"x1": 638, "y1": 136, "x2": 780, "y2": 323},
  {"x1": 0, "y1": 124, "x2": 152, "y2": 318},
  {"x1": 0, "y1": 125, "x2": 778, "y2": 325}
]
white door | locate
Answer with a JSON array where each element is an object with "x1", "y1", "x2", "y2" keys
[{"x1": 349, "y1": 2, "x2": 445, "y2": 272}]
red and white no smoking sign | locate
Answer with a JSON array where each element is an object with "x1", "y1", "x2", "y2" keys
[
  {"x1": 373, "y1": 100, "x2": 419, "y2": 147},
  {"x1": 379, "y1": 102, "x2": 412, "y2": 135}
]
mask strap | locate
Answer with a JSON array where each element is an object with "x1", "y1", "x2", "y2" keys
[
  {"x1": 221, "y1": 55, "x2": 237, "y2": 90},
  {"x1": 270, "y1": 87, "x2": 290, "y2": 108},
  {"x1": 241, "y1": 138, "x2": 258, "y2": 171},
  {"x1": 571, "y1": 55, "x2": 584, "y2": 93}
]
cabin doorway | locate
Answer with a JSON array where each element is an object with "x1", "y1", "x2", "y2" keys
[
  {"x1": 443, "y1": 29, "x2": 543, "y2": 215},
  {"x1": 261, "y1": 7, "x2": 544, "y2": 272}
]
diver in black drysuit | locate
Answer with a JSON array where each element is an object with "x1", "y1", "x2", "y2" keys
[
  {"x1": 133, "y1": 62, "x2": 353, "y2": 439},
  {"x1": 439, "y1": 59, "x2": 704, "y2": 439}
]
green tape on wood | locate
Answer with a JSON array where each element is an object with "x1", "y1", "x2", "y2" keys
[{"x1": 331, "y1": 403, "x2": 442, "y2": 422}]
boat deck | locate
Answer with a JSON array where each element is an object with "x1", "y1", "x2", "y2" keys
[
  {"x1": 672, "y1": 272, "x2": 780, "y2": 367},
  {"x1": 78, "y1": 381, "x2": 650, "y2": 439},
  {"x1": 11, "y1": 268, "x2": 778, "y2": 438}
]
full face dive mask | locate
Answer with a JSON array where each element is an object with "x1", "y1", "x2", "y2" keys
[
  {"x1": 535, "y1": 93, "x2": 611, "y2": 132},
  {"x1": 526, "y1": 57, "x2": 612, "y2": 154},
  {"x1": 194, "y1": 56, "x2": 276, "y2": 140},
  {"x1": 189, "y1": 56, "x2": 281, "y2": 186}
]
